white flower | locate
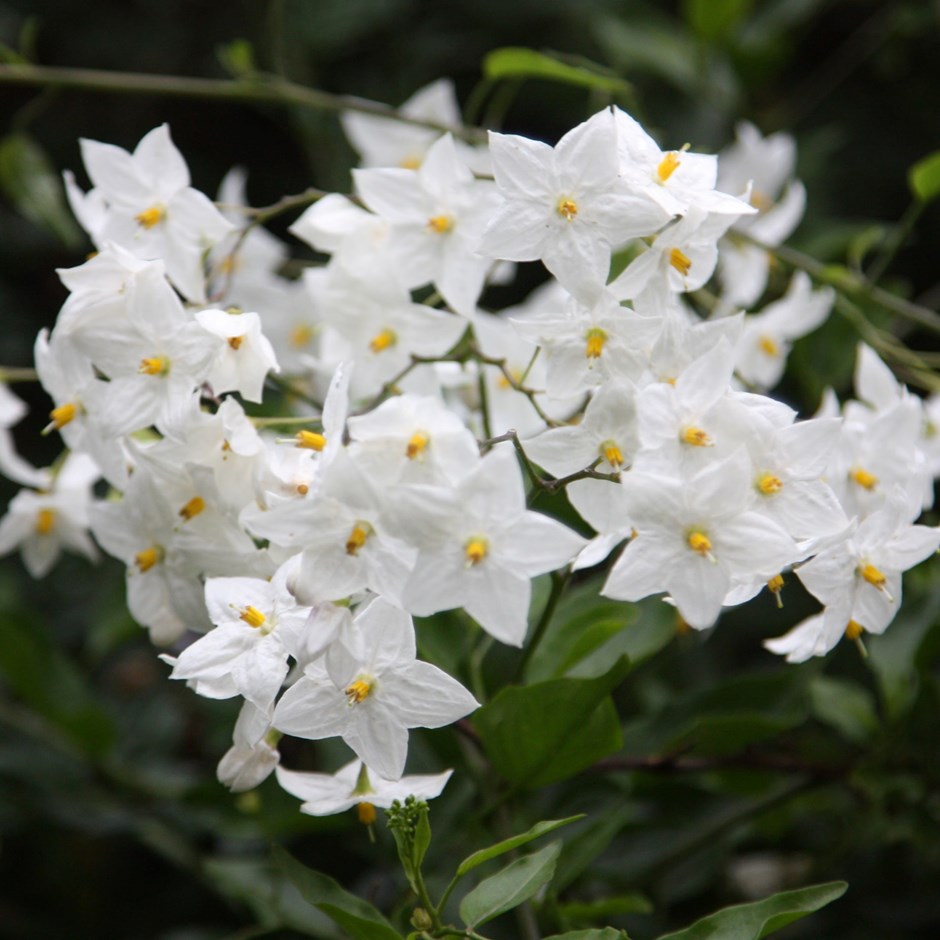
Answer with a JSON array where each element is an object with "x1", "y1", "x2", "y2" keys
[
  {"x1": 217, "y1": 701, "x2": 281, "y2": 792},
  {"x1": 195, "y1": 308, "x2": 280, "y2": 403}
]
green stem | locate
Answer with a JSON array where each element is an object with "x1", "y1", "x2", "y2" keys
[
  {"x1": 866, "y1": 198, "x2": 925, "y2": 287},
  {"x1": 514, "y1": 569, "x2": 570, "y2": 682},
  {"x1": 0, "y1": 366, "x2": 39, "y2": 382}
]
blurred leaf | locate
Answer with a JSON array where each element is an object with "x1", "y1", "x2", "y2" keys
[
  {"x1": 474, "y1": 657, "x2": 630, "y2": 788},
  {"x1": 655, "y1": 881, "x2": 847, "y2": 939},
  {"x1": 273, "y1": 844, "x2": 402, "y2": 940},
  {"x1": 545, "y1": 930, "x2": 630, "y2": 940},
  {"x1": 553, "y1": 804, "x2": 634, "y2": 893},
  {"x1": 457, "y1": 815, "x2": 584, "y2": 876},
  {"x1": 459, "y1": 840, "x2": 561, "y2": 928},
  {"x1": 908, "y1": 150, "x2": 940, "y2": 204},
  {"x1": 809, "y1": 675, "x2": 878, "y2": 744},
  {"x1": 483, "y1": 47, "x2": 631, "y2": 95},
  {"x1": 217, "y1": 38, "x2": 256, "y2": 77},
  {"x1": 0, "y1": 133, "x2": 82, "y2": 248},
  {"x1": 683, "y1": 0, "x2": 754, "y2": 43},
  {"x1": 557, "y1": 893, "x2": 652, "y2": 922},
  {"x1": 0, "y1": 42, "x2": 28, "y2": 64}
]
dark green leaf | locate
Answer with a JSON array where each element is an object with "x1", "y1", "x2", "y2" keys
[
  {"x1": 483, "y1": 47, "x2": 630, "y2": 95},
  {"x1": 273, "y1": 844, "x2": 402, "y2": 940},
  {"x1": 809, "y1": 675, "x2": 878, "y2": 744},
  {"x1": 474, "y1": 657, "x2": 630, "y2": 788},
  {"x1": 457, "y1": 815, "x2": 584, "y2": 876},
  {"x1": 459, "y1": 841, "x2": 561, "y2": 928},
  {"x1": 545, "y1": 930, "x2": 630, "y2": 940},
  {"x1": 557, "y1": 893, "x2": 652, "y2": 921},
  {"x1": 655, "y1": 881, "x2": 847, "y2": 940},
  {"x1": 909, "y1": 150, "x2": 940, "y2": 204},
  {"x1": 413, "y1": 801, "x2": 431, "y2": 874},
  {"x1": 217, "y1": 38, "x2": 256, "y2": 77},
  {"x1": 553, "y1": 805, "x2": 634, "y2": 893},
  {"x1": 683, "y1": 0, "x2": 754, "y2": 42}
]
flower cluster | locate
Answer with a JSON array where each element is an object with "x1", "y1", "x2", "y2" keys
[{"x1": 1, "y1": 79, "x2": 938, "y2": 816}]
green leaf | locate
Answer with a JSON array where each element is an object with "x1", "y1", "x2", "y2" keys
[
  {"x1": 655, "y1": 881, "x2": 848, "y2": 940},
  {"x1": 217, "y1": 38, "x2": 256, "y2": 77},
  {"x1": 457, "y1": 815, "x2": 584, "y2": 876},
  {"x1": 557, "y1": 893, "x2": 652, "y2": 922},
  {"x1": 683, "y1": 0, "x2": 754, "y2": 42},
  {"x1": 909, "y1": 150, "x2": 940, "y2": 204},
  {"x1": 459, "y1": 841, "x2": 561, "y2": 928},
  {"x1": 273, "y1": 844, "x2": 403, "y2": 940},
  {"x1": 474, "y1": 657, "x2": 630, "y2": 788},
  {"x1": 483, "y1": 47, "x2": 630, "y2": 95},
  {"x1": 545, "y1": 930, "x2": 630, "y2": 940},
  {"x1": 809, "y1": 675, "x2": 878, "y2": 744},
  {"x1": 413, "y1": 801, "x2": 431, "y2": 874},
  {"x1": 0, "y1": 133, "x2": 83, "y2": 247}
]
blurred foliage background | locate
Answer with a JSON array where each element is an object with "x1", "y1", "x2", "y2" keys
[{"x1": 1, "y1": 1, "x2": 940, "y2": 938}]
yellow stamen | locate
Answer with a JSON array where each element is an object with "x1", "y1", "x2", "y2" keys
[
  {"x1": 296, "y1": 483, "x2": 309, "y2": 496},
  {"x1": 860, "y1": 563, "x2": 887, "y2": 589},
  {"x1": 687, "y1": 530, "x2": 714, "y2": 560},
  {"x1": 750, "y1": 190, "x2": 772, "y2": 211},
  {"x1": 406, "y1": 431, "x2": 429, "y2": 459},
  {"x1": 850, "y1": 467, "x2": 879, "y2": 491},
  {"x1": 178, "y1": 496, "x2": 206, "y2": 521},
  {"x1": 135, "y1": 205, "x2": 165, "y2": 229},
  {"x1": 400, "y1": 155, "x2": 421, "y2": 170},
  {"x1": 35, "y1": 508, "x2": 55, "y2": 535},
  {"x1": 48, "y1": 402, "x2": 77, "y2": 431},
  {"x1": 756, "y1": 472, "x2": 783, "y2": 496},
  {"x1": 845, "y1": 619, "x2": 864, "y2": 641},
  {"x1": 345, "y1": 678, "x2": 373, "y2": 704},
  {"x1": 290, "y1": 324, "x2": 314, "y2": 348},
  {"x1": 427, "y1": 214, "x2": 453, "y2": 234},
  {"x1": 139, "y1": 356, "x2": 169, "y2": 376},
  {"x1": 357, "y1": 801, "x2": 377, "y2": 825},
  {"x1": 681, "y1": 426, "x2": 712, "y2": 447},
  {"x1": 465, "y1": 537, "x2": 488, "y2": 566},
  {"x1": 369, "y1": 329, "x2": 397, "y2": 354},
  {"x1": 585, "y1": 327, "x2": 607, "y2": 359},
  {"x1": 767, "y1": 573, "x2": 785, "y2": 608},
  {"x1": 295, "y1": 430, "x2": 326, "y2": 451},
  {"x1": 346, "y1": 523, "x2": 371, "y2": 556},
  {"x1": 239, "y1": 605, "x2": 267, "y2": 628},
  {"x1": 600, "y1": 440, "x2": 624, "y2": 468},
  {"x1": 758, "y1": 335, "x2": 780, "y2": 357},
  {"x1": 656, "y1": 151, "x2": 682, "y2": 183},
  {"x1": 669, "y1": 247, "x2": 692, "y2": 277},
  {"x1": 227, "y1": 335, "x2": 245, "y2": 350},
  {"x1": 134, "y1": 545, "x2": 163, "y2": 573},
  {"x1": 556, "y1": 197, "x2": 578, "y2": 221}
]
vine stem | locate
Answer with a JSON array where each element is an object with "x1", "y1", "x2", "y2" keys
[
  {"x1": 0, "y1": 366, "x2": 39, "y2": 382},
  {"x1": 0, "y1": 63, "x2": 487, "y2": 143}
]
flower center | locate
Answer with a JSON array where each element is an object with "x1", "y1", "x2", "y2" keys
[
  {"x1": 346, "y1": 522, "x2": 373, "y2": 556},
  {"x1": 585, "y1": 327, "x2": 607, "y2": 359},
  {"x1": 669, "y1": 247, "x2": 692, "y2": 277},
  {"x1": 758, "y1": 334, "x2": 780, "y2": 357},
  {"x1": 134, "y1": 545, "x2": 163, "y2": 573},
  {"x1": 860, "y1": 563, "x2": 886, "y2": 589},
  {"x1": 48, "y1": 402, "x2": 77, "y2": 430},
  {"x1": 406, "y1": 431, "x2": 429, "y2": 459},
  {"x1": 687, "y1": 529, "x2": 715, "y2": 561},
  {"x1": 178, "y1": 496, "x2": 206, "y2": 521},
  {"x1": 556, "y1": 197, "x2": 578, "y2": 221},
  {"x1": 139, "y1": 356, "x2": 169, "y2": 376},
  {"x1": 357, "y1": 801, "x2": 377, "y2": 825},
  {"x1": 845, "y1": 619, "x2": 864, "y2": 640},
  {"x1": 290, "y1": 324, "x2": 315, "y2": 348},
  {"x1": 227, "y1": 335, "x2": 245, "y2": 350},
  {"x1": 600, "y1": 439, "x2": 624, "y2": 468},
  {"x1": 35, "y1": 508, "x2": 55, "y2": 535},
  {"x1": 850, "y1": 467, "x2": 879, "y2": 490},
  {"x1": 656, "y1": 151, "x2": 682, "y2": 183},
  {"x1": 295, "y1": 430, "x2": 326, "y2": 451},
  {"x1": 135, "y1": 205, "x2": 165, "y2": 229},
  {"x1": 369, "y1": 329, "x2": 397, "y2": 354},
  {"x1": 465, "y1": 536, "x2": 488, "y2": 566},
  {"x1": 345, "y1": 677, "x2": 373, "y2": 704},
  {"x1": 427, "y1": 214, "x2": 453, "y2": 234},
  {"x1": 681, "y1": 426, "x2": 712, "y2": 447},
  {"x1": 239, "y1": 605, "x2": 268, "y2": 629},
  {"x1": 756, "y1": 472, "x2": 783, "y2": 496}
]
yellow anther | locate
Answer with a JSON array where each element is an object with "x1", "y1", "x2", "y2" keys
[
  {"x1": 845, "y1": 619, "x2": 864, "y2": 641},
  {"x1": 556, "y1": 197, "x2": 578, "y2": 221},
  {"x1": 239, "y1": 605, "x2": 267, "y2": 628},
  {"x1": 134, "y1": 545, "x2": 163, "y2": 573},
  {"x1": 227, "y1": 335, "x2": 245, "y2": 350},
  {"x1": 400, "y1": 155, "x2": 421, "y2": 170},
  {"x1": 756, "y1": 472, "x2": 783, "y2": 496},
  {"x1": 656, "y1": 151, "x2": 682, "y2": 183},
  {"x1": 406, "y1": 431, "x2": 429, "y2": 459},
  {"x1": 369, "y1": 329, "x2": 397, "y2": 353},
  {"x1": 860, "y1": 563, "x2": 887, "y2": 589},
  {"x1": 135, "y1": 205, "x2": 165, "y2": 229},
  {"x1": 465, "y1": 537, "x2": 488, "y2": 566},
  {"x1": 178, "y1": 496, "x2": 206, "y2": 521},
  {"x1": 427, "y1": 214, "x2": 453, "y2": 234},
  {"x1": 296, "y1": 483, "x2": 309, "y2": 496},
  {"x1": 585, "y1": 327, "x2": 607, "y2": 359},
  {"x1": 295, "y1": 430, "x2": 327, "y2": 451},
  {"x1": 850, "y1": 467, "x2": 879, "y2": 491},
  {"x1": 345, "y1": 678, "x2": 373, "y2": 704},
  {"x1": 35, "y1": 508, "x2": 55, "y2": 535},
  {"x1": 139, "y1": 356, "x2": 169, "y2": 376},
  {"x1": 290, "y1": 324, "x2": 314, "y2": 348},
  {"x1": 758, "y1": 334, "x2": 780, "y2": 357},
  {"x1": 357, "y1": 801, "x2": 377, "y2": 825},
  {"x1": 346, "y1": 523, "x2": 372, "y2": 556},
  {"x1": 681, "y1": 426, "x2": 712, "y2": 447},
  {"x1": 600, "y1": 440, "x2": 624, "y2": 468},
  {"x1": 48, "y1": 402, "x2": 77, "y2": 431},
  {"x1": 669, "y1": 247, "x2": 692, "y2": 277},
  {"x1": 687, "y1": 530, "x2": 712, "y2": 555},
  {"x1": 767, "y1": 573, "x2": 785, "y2": 608},
  {"x1": 750, "y1": 190, "x2": 772, "y2": 211}
]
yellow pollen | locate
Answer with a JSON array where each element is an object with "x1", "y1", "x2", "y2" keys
[
  {"x1": 845, "y1": 619, "x2": 864, "y2": 641},
  {"x1": 346, "y1": 523, "x2": 371, "y2": 556},
  {"x1": 357, "y1": 801, "x2": 377, "y2": 825},
  {"x1": 369, "y1": 329, "x2": 397, "y2": 354},
  {"x1": 601, "y1": 440, "x2": 624, "y2": 468},
  {"x1": 178, "y1": 496, "x2": 206, "y2": 521},
  {"x1": 687, "y1": 530, "x2": 713, "y2": 556},
  {"x1": 427, "y1": 214, "x2": 453, "y2": 234},
  {"x1": 669, "y1": 247, "x2": 692, "y2": 277},
  {"x1": 757, "y1": 472, "x2": 783, "y2": 496},
  {"x1": 296, "y1": 483, "x2": 309, "y2": 496},
  {"x1": 465, "y1": 537, "x2": 488, "y2": 566},
  {"x1": 290, "y1": 324, "x2": 314, "y2": 347},
  {"x1": 556, "y1": 197, "x2": 578, "y2": 221},
  {"x1": 406, "y1": 431, "x2": 429, "y2": 459},
  {"x1": 400, "y1": 155, "x2": 421, "y2": 170},
  {"x1": 295, "y1": 430, "x2": 326, "y2": 451},
  {"x1": 135, "y1": 205, "x2": 165, "y2": 229},
  {"x1": 239, "y1": 605, "x2": 267, "y2": 628},
  {"x1": 219, "y1": 255, "x2": 239, "y2": 274},
  {"x1": 850, "y1": 467, "x2": 879, "y2": 491},
  {"x1": 681, "y1": 426, "x2": 712, "y2": 447},
  {"x1": 860, "y1": 563, "x2": 886, "y2": 589},
  {"x1": 48, "y1": 402, "x2": 77, "y2": 430},
  {"x1": 767, "y1": 573, "x2": 785, "y2": 608},
  {"x1": 750, "y1": 190, "x2": 772, "y2": 211},
  {"x1": 585, "y1": 327, "x2": 607, "y2": 359},
  {"x1": 758, "y1": 334, "x2": 780, "y2": 357},
  {"x1": 134, "y1": 545, "x2": 162, "y2": 573},
  {"x1": 345, "y1": 678, "x2": 373, "y2": 704},
  {"x1": 139, "y1": 356, "x2": 168, "y2": 376},
  {"x1": 227, "y1": 335, "x2": 245, "y2": 350},
  {"x1": 656, "y1": 151, "x2": 682, "y2": 183},
  {"x1": 35, "y1": 508, "x2": 55, "y2": 535}
]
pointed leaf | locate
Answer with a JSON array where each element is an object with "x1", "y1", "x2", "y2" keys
[
  {"x1": 483, "y1": 47, "x2": 631, "y2": 95},
  {"x1": 459, "y1": 841, "x2": 561, "y2": 928},
  {"x1": 909, "y1": 150, "x2": 940, "y2": 204},
  {"x1": 457, "y1": 815, "x2": 584, "y2": 876}
]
